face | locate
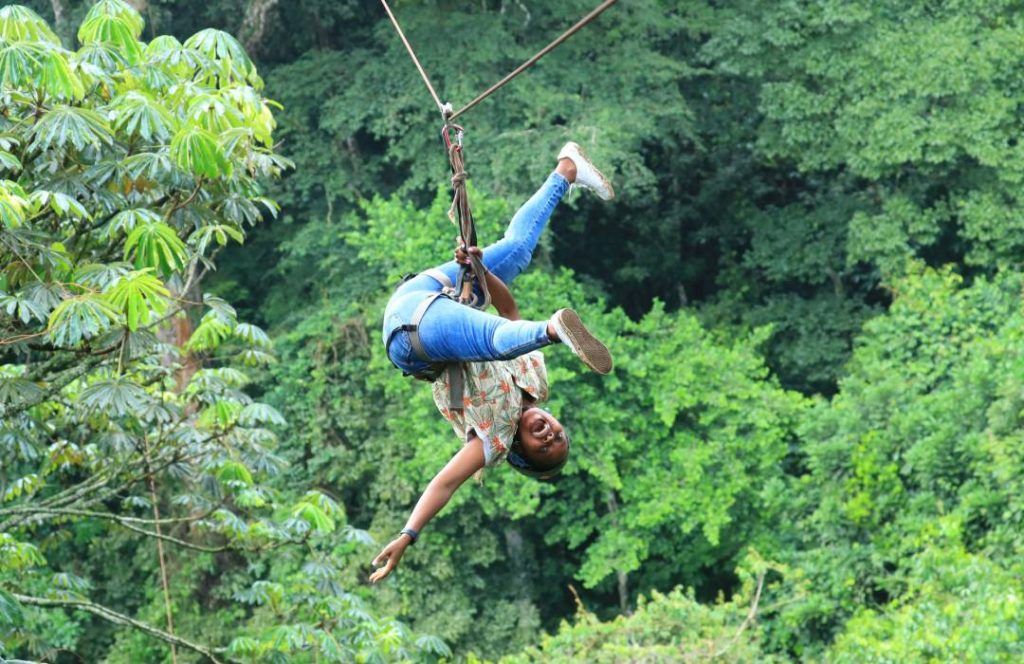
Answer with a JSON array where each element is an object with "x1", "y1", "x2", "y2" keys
[{"x1": 516, "y1": 407, "x2": 568, "y2": 469}]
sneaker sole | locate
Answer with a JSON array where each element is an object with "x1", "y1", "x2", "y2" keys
[
  {"x1": 558, "y1": 309, "x2": 613, "y2": 374},
  {"x1": 564, "y1": 142, "x2": 615, "y2": 200}
]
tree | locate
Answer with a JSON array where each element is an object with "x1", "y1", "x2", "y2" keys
[{"x1": 0, "y1": 3, "x2": 444, "y2": 661}]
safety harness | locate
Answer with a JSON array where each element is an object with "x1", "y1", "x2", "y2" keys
[{"x1": 385, "y1": 268, "x2": 466, "y2": 410}]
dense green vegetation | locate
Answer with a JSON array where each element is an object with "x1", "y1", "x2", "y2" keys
[{"x1": 3, "y1": 0, "x2": 1024, "y2": 661}]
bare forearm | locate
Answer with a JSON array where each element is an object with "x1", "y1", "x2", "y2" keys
[
  {"x1": 404, "y1": 476, "x2": 458, "y2": 532},
  {"x1": 484, "y1": 270, "x2": 520, "y2": 320}
]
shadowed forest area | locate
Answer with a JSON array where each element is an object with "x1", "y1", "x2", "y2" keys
[{"x1": 3, "y1": 0, "x2": 1024, "y2": 661}]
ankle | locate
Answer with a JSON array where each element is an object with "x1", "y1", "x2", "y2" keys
[
  {"x1": 555, "y1": 158, "x2": 576, "y2": 183},
  {"x1": 546, "y1": 319, "x2": 561, "y2": 342}
]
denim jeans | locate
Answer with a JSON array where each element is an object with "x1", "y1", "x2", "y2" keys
[{"x1": 383, "y1": 171, "x2": 569, "y2": 374}]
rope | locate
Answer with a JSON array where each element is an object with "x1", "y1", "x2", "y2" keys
[
  {"x1": 448, "y1": 0, "x2": 619, "y2": 121},
  {"x1": 379, "y1": 0, "x2": 445, "y2": 113},
  {"x1": 378, "y1": 0, "x2": 619, "y2": 310},
  {"x1": 444, "y1": 125, "x2": 490, "y2": 309}
]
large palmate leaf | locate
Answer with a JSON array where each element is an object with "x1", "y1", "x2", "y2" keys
[
  {"x1": 0, "y1": 5, "x2": 59, "y2": 44},
  {"x1": 76, "y1": 41, "x2": 127, "y2": 72},
  {"x1": 30, "y1": 105, "x2": 114, "y2": 152},
  {"x1": 187, "y1": 93, "x2": 245, "y2": 133},
  {"x1": 0, "y1": 39, "x2": 47, "y2": 90},
  {"x1": 30, "y1": 190, "x2": 90, "y2": 220},
  {"x1": 38, "y1": 46, "x2": 85, "y2": 100},
  {"x1": 185, "y1": 309, "x2": 234, "y2": 351},
  {"x1": 47, "y1": 294, "x2": 120, "y2": 346},
  {"x1": 108, "y1": 91, "x2": 176, "y2": 142},
  {"x1": 124, "y1": 221, "x2": 187, "y2": 274},
  {"x1": 104, "y1": 269, "x2": 169, "y2": 331},
  {"x1": 77, "y1": 377, "x2": 150, "y2": 416},
  {"x1": 77, "y1": 0, "x2": 143, "y2": 63},
  {"x1": 184, "y1": 29, "x2": 261, "y2": 89},
  {"x1": 73, "y1": 262, "x2": 131, "y2": 290},
  {"x1": 238, "y1": 402, "x2": 285, "y2": 427},
  {"x1": 170, "y1": 126, "x2": 231, "y2": 178},
  {"x1": 106, "y1": 207, "x2": 162, "y2": 236},
  {"x1": 0, "y1": 150, "x2": 21, "y2": 172},
  {"x1": 0, "y1": 180, "x2": 29, "y2": 227}
]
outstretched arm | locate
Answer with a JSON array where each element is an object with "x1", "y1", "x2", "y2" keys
[
  {"x1": 369, "y1": 435, "x2": 486, "y2": 583},
  {"x1": 455, "y1": 243, "x2": 520, "y2": 320}
]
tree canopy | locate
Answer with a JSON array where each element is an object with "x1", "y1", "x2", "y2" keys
[{"x1": 4, "y1": 0, "x2": 1024, "y2": 662}]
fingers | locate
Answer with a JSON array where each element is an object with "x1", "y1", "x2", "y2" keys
[
  {"x1": 369, "y1": 558, "x2": 394, "y2": 583},
  {"x1": 371, "y1": 542, "x2": 394, "y2": 566}
]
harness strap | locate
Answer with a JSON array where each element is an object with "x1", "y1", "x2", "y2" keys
[
  {"x1": 403, "y1": 291, "x2": 465, "y2": 410},
  {"x1": 421, "y1": 268, "x2": 454, "y2": 291},
  {"x1": 407, "y1": 292, "x2": 445, "y2": 362}
]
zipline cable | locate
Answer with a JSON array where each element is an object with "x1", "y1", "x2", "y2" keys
[
  {"x1": 378, "y1": 0, "x2": 618, "y2": 310},
  {"x1": 448, "y1": 0, "x2": 619, "y2": 121},
  {"x1": 379, "y1": 0, "x2": 445, "y2": 113}
]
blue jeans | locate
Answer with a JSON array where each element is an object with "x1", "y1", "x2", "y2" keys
[{"x1": 383, "y1": 172, "x2": 569, "y2": 374}]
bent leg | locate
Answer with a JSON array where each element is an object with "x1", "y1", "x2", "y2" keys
[
  {"x1": 416, "y1": 297, "x2": 550, "y2": 362},
  {"x1": 483, "y1": 171, "x2": 569, "y2": 284},
  {"x1": 425, "y1": 172, "x2": 570, "y2": 289}
]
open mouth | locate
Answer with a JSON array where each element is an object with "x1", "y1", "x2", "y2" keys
[{"x1": 532, "y1": 416, "x2": 550, "y2": 439}]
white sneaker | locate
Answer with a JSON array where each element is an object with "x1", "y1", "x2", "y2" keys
[
  {"x1": 550, "y1": 309, "x2": 613, "y2": 374},
  {"x1": 557, "y1": 142, "x2": 615, "y2": 200}
]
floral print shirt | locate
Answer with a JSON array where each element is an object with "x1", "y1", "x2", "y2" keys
[{"x1": 432, "y1": 351, "x2": 549, "y2": 468}]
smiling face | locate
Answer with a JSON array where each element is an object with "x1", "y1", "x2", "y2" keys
[{"x1": 516, "y1": 407, "x2": 569, "y2": 471}]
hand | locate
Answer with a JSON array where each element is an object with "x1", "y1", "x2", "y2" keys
[
  {"x1": 454, "y1": 237, "x2": 482, "y2": 265},
  {"x1": 369, "y1": 535, "x2": 411, "y2": 583}
]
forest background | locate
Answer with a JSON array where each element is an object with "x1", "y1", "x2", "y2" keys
[{"x1": 2, "y1": 0, "x2": 1024, "y2": 661}]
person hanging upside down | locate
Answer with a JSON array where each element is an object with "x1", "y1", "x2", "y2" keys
[{"x1": 369, "y1": 143, "x2": 614, "y2": 582}]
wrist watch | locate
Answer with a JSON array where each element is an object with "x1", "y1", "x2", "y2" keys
[{"x1": 399, "y1": 527, "x2": 419, "y2": 545}]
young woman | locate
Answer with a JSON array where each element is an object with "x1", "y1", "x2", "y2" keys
[{"x1": 371, "y1": 143, "x2": 614, "y2": 582}]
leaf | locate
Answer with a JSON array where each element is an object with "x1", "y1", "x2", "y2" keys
[
  {"x1": 216, "y1": 460, "x2": 253, "y2": 487},
  {"x1": 39, "y1": 46, "x2": 85, "y2": 100},
  {"x1": 47, "y1": 295, "x2": 120, "y2": 346},
  {"x1": 0, "y1": 6, "x2": 60, "y2": 43},
  {"x1": 184, "y1": 28, "x2": 261, "y2": 89},
  {"x1": 0, "y1": 179, "x2": 29, "y2": 228},
  {"x1": 0, "y1": 376, "x2": 43, "y2": 406},
  {"x1": 122, "y1": 150, "x2": 178, "y2": 181},
  {"x1": 291, "y1": 502, "x2": 334, "y2": 534},
  {"x1": 0, "y1": 588, "x2": 24, "y2": 627},
  {"x1": 124, "y1": 221, "x2": 187, "y2": 274},
  {"x1": 170, "y1": 126, "x2": 232, "y2": 178},
  {"x1": 0, "y1": 40, "x2": 46, "y2": 90},
  {"x1": 185, "y1": 311, "x2": 234, "y2": 351},
  {"x1": 190, "y1": 223, "x2": 244, "y2": 255},
  {"x1": 73, "y1": 262, "x2": 131, "y2": 290},
  {"x1": 108, "y1": 91, "x2": 177, "y2": 142},
  {"x1": 30, "y1": 105, "x2": 114, "y2": 152},
  {"x1": 107, "y1": 207, "x2": 162, "y2": 237},
  {"x1": 77, "y1": 378, "x2": 150, "y2": 416},
  {"x1": 30, "y1": 190, "x2": 91, "y2": 220},
  {"x1": 104, "y1": 269, "x2": 169, "y2": 331},
  {"x1": 233, "y1": 322, "x2": 271, "y2": 348},
  {"x1": 238, "y1": 402, "x2": 286, "y2": 427},
  {"x1": 2, "y1": 475, "x2": 44, "y2": 503},
  {"x1": 0, "y1": 150, "x2": 22, "y2": 173},
  {"x1": 77, "y1": 4, "x2": 143, "y2": 64}
]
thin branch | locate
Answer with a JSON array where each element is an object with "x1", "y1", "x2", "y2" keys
[
  {"x1": 711, "y1": 572, "x2": 766, "y2": 659},
  {"x1": 11, "y1": 593, "x2": 228, "y2": 664},
  {"x1": 0, "y1": 505, "x2": 211, "y2": 526},
  {"x1": 0, "y1": 507, "x2": 229, "y2": 553}
]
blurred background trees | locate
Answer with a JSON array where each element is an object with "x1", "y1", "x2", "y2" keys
[{"x1": 4, "y1": 0, "x2": 1024, "y2": 661}]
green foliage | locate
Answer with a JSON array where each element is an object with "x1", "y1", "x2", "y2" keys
[
  {"x1": 503, "y1": 563, "x2": 776, "y2": 664},
  {"x1": 0, "y1": 4, "x2": 437, "y2": 662},
  {"x1": 829, "y1": 523, "x2": 1024, "y2": 663}
]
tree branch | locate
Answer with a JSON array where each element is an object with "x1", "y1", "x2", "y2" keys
[{"x1": 11, "y1": 593, "x2": 229, "y2": 664}]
